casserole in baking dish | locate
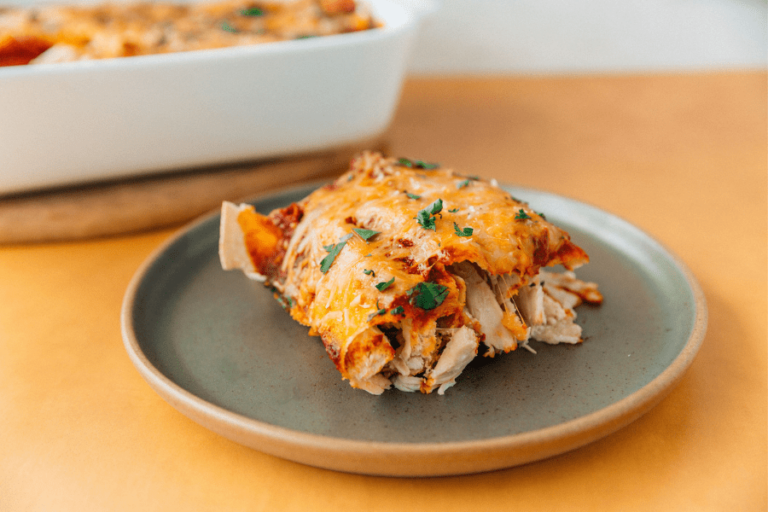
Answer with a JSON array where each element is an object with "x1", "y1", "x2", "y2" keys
[{"x1": 0, "y1": 0, "x2": 432, "y2": 194}]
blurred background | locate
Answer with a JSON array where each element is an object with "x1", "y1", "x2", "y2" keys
[
  {"x1": 8, "y1": 0, "x2": 766, "y2": 74},
  {"x1": 401, "y1": 0, "x2": 766, "y2": 75}
]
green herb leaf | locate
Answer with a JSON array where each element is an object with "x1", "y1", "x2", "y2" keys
[
  {"x1": 457, "y1": 179, "x2": 471, "y2": 189},
  {"x1": 296, "y1": 34, "x2": 317, "y2": 39},
  {"x1": 353, "y1": 228, "x2": 380, "y2": 241},
  {"x1": 390, "y1": 305, "x2": 405, "y2": 315},
  {"x1": 405, "y1": 192, "x2": 421, "y2": 200},
  {"x1": 221, "y1": 21, "x2": 237, "y2": 32},
  {"x1": 453, "y1": 222, "x2": 473, "y2": 237},
  {"x1": 448, "y1": 208, "x2": 459, "y2": 213},
  {"x1": 272, "y1": 288, "x2": 294, "y2": 310},
  {"x1": 416, "y1": 198, "x2": 443, "y2": 230},
  {"x1": 375, "y1": 277, "x2": 395, "y2": 291},
  {"x1": 368, "y1": 308, "x2": 386, "y2": 321},
  {"x1": 537, "y1": 212, "x2": 547, "y2": 220},
  {"x1": 428, "y1": 198, "x2": 443, "y2": 215},
  {"x1": 365, "y1": 253, "x2": 372, "y2": 257},
  {"x1": 319, "y1": 233, "x2": 353, "y2": 273},
  {"x1": 363, "y1": 269, "x2": 375, "y2": 277},
  {"x1": 397, "y1": 157, "x2": 440, "y2": 170},
  {"x1": 368, "y1": 301, "x2": 387, "y2": 321},
  {"x1": 408, "y1": 282, "x2": 449, "y2": 310},
  {"x1": 240, "y1": 7, "x2": 264, "y2": 16},
  {"x1": 415, "y1": 211, "x2": 434, "y2": 230},
  {"x1": 514, "y1": 209, "x2": 531, "y2": 221}
]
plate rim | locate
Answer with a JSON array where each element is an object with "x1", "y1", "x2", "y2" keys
[{"x1": 121, "y1": 181, "x2": 708, "y2": 476}]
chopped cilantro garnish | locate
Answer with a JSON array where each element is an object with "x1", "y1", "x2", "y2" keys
[
  {"x1": 468, "y1": 175, "x2": 480, "y2": 180},
  {"x1": 453, "y1": 222, "x2": 473, "y2": 237},
  {"x1": 416, "y1": 210, "x2": 435, "y2": 230},
  {"x1": 368, "y1": 309, "x2": 386, "y2": 321},
  {"x1": 448, "y1": 208, "x2": 459, "y2": 213},
  {"x1": 273, "y1": 291, "x2": 293, "y2": 310},
  {"x1": 405, "y1": 192, "x2": 422, "y2": 200},
  {"x1": 240, "y1": 7, "x2": 264, "y2": 16},
  {"x1": 368, "y1": 301, "x2": 387, "y2": 321},
  {"x1": 537, "y1": 212, "x2": 547, "y2": 220},
  {"x1": 375, "y1": 277, "x2": 395, "y2": 291},
  {"x1": 363, "y1": 269, "x2": 375, "y2": 277},
  {"x1": 457, "y1": 179, "x2": 471, "y2": 189},
  {"x1": 319, "y1": 233, "x2": 352, "y2": 273},
  {"x1": 221, "y1": 21, "x2": 237, "y2": 32},
  {"x1": 397, "y1": 157, "x2": 440, "y2": 170},
  {"x1": 416, "y1": 198, "x2": 443, "y2": 231},
  {"x1": 296, "y1": 35, "x2": 317, "y2": 39},
  {"x1": 514, "y1": 209, "x2": 531, "y2": 221},
  {"x1": 353, "y1": 228, "x2": 379, "y2": 241},
  {"x1": 390, "y1": 306, "x2": 405, "y2": 315},
  {"x1": 365, "y1": 253, "x2": 372, "y2": 257},
  {"x1": 428, "y1": 198, "x2": 443, "y2": 215},
  {"x1": 408, "y1": 282, "x2": 449, "y2": 310}
]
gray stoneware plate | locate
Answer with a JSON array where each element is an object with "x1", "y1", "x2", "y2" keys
[{"x1": 121, "y1": 183, "x2": 707, "y2": 477}]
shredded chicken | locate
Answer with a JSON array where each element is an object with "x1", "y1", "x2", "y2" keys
[
  {"x1": 451, "y1": 262, "x2": 518, "y2": 356},
  {"x1": 424, "y1": 326, "x2": 479, "y2": 395}
]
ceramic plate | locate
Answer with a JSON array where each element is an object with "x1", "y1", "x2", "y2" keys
[{"x1": 121, "y1": 183, "x2": 707, "y2": 476}]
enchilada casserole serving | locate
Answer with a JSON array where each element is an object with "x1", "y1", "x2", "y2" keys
[{"x1": 220, "y1": 152, "x2": 603, "y2": 394}]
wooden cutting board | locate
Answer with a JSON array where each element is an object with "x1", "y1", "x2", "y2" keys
[{"x1": 0, "y1": 138, "x2": 386, "y2": 244}]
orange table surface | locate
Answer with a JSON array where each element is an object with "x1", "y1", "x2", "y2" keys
[{"x1": 1, "y1": 72, "x2": 765, "y2": 511}]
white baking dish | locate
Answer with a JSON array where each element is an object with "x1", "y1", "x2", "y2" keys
[{"x1": 0, "y1": 0, "x2": 433, "y2": 195}]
